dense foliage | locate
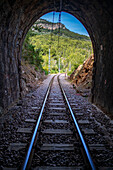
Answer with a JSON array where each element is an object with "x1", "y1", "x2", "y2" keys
[
  {"x1": 22, "y1": 19, "x2": 93, "y2": 75},
  {"x1": 22, "y1": 29, "x2": 44, "y2": 71}
]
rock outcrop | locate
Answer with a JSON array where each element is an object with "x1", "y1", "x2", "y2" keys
[
  {"x1": 70, "y1": 55, "x2": 94, "y2": 97},
  {"x1": 20, "y1": 60, "x2": 46, "y2": 96},
  {"x1": 36, "y1": 21, "x2": 65, "y2": 30}
]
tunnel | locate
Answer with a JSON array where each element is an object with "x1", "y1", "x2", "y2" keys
[{"x1": 0, "y1": 0, "x2": 113, "y2": 116}]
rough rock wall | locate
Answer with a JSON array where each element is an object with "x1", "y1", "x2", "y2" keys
[
  {"x1": 70, "y1": 55, "x2": 94, "y2": 97},
  {"x1": 36, "y1": 22, "x2": 65, "y2": 30},
  {"x1": 21, "y1": 60, "x2": 46, "y2": 96},
  {"x1": 0, "y1": 0, "x2": 113, "y2": 116},
  {"x1": 92, "y1": 40, "x2": 113, "y2": 114},
  {"x1": 0, "y1": 1, "x2": 22, "y2": 113}
]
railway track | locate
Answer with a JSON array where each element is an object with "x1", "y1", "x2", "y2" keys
[
  {"x1": 22, "y1": 75, "x2": 95, "y2": 170},
  {"x1": 1, "y1": 74, "x2": 113, "y2": 169}
]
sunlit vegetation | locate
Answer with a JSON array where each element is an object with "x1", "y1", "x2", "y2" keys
[{"x1": 22, "y1": 19, "x2": 93, "y2": 75}]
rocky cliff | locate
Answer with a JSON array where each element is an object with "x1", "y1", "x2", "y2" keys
[
  {"x1": 36, "y1": 22, "x2": 65, "y2": 30},
  {"x1": 32, "y1": 19, "x2": 90, "y2": 40},
  {"x1": 70, "y1": 55, "x2": 94, "y2": 97},
  {"x1": 20, "y1": 60, "x2": 46, "y2": 96}
]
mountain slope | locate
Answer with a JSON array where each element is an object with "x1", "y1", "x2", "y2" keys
[{"x1": 32, "y1": 19, "x2": 90, "y2": 40}]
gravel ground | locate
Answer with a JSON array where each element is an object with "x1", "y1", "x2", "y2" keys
[
  {"x1": 60, "y1": 74, "x2": 113, "y2": 168},
  {"x1": 0, "y1": 74, "x2": 113, "y2": 169},
  {"x1": 0, "y1": 74, "x2": 54, "y2": 169},
  {"x1": 31, "y1": 75, "x2": 85, "y2": 168},
  {"x1": 31, "y1": 151, "x2": 84, "y2": 167}
]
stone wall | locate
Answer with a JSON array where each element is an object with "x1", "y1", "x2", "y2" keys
[
  {"x1": 0, "y1": 1, "x2": 22, "y2": 114},
  {"x1": 0, "y1": 0, "x2": 113, "y2": 116},
  {"x1": 92, "y1": 32, "x2": 113, "y2": 115}
]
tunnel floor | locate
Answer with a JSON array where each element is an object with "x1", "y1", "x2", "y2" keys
[{"x1": 0, "y1": 74, "x2": 113, "y2": 169}]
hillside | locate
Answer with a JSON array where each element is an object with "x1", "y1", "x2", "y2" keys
[
  {"x1": 21, "y1": 18, "x2": 93, "y2": 96},
  {"x1": 21, "y1": 60, "x2": 46, "y2": 96},
  {"x1": 22, "y1": 18, "x2": 93, "y2": 88},
  {"x1": 32, "y1": 19, "x2": 90, "y2": 40}
]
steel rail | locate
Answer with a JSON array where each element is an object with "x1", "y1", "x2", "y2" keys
[
  {"x1": 22, "y1": 76, "x2": 55, "y2": 170},
  {"x1": 58, "y1": 75, "x2": 96, "y2": 170}
]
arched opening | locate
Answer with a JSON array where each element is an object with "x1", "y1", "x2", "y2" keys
[
  {"x1": 21, "y1": 11, "x2": 93, "y2": 98},
  {"x1": 0, "y1": 0, "x2": 113, "y2": 116}
]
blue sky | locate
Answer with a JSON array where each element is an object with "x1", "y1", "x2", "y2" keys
[{"x1": 41, "y1": 12, "x2": 89, "y2": 36}]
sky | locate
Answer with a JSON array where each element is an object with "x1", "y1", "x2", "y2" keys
[{"x1": 41, "y1": 12, "x2": 89, "y2": 36}]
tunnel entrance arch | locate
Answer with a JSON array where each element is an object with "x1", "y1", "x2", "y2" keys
[{"x1": 0, "y1": 0, "x2": 113, "y2": 116}]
